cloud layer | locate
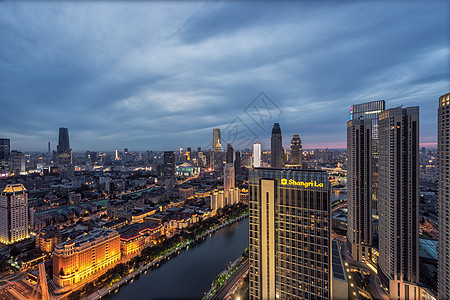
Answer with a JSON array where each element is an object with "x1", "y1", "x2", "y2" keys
[{"x1": 1, "y1": 1, "x2": 448, "y2": 151}]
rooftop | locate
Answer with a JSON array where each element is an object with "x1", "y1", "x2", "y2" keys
[{"x1": 2, "y1": 184, "x2": 27, "y2": 195}]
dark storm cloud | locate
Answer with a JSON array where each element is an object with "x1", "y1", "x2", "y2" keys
[{"x1": 0, "y1": 1, "x2": 448, "y2": 151}]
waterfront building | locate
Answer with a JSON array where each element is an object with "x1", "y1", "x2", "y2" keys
[
  {"x1": 290, "y1": 134, "x2": 302, "y2": 166},
  {"x1": 249, "y1": 168, "x2": 331, "y2": 299},
  {"x1": 378, "y1": 106, "x2": 420, "y2": 299},
  {"x1": 438, "y1": 92, "x2": 450, "y2": 299},
  {"x1": 253, "y1": 143, "x2": 261, "y2": 167},
  {"x1": 0, "y1": 184, "x2": 29, "y2": 244},
  {"x1": 224, "y1": 163, "x2": 235, "y2": 204},
  {"x1": 120, "y1": 222, "x2": 163, "y2": 256},
  {"x1": 53, "y1": 228, "x2": 121, "y2": 287},
  {"x1": 271, "y1": 123, "x2": 282, "y2": 168},
  {"x1": 227, "y1": 187, "x2": 240, "y2": 206},
  {"x1": 163, "y1": 151, "x2": 175, "y2": 179},
  {"x1": 210, "y1": 190, "x2": 224, "y2": 211},
  {"x1": 0, "y1": 138, "x2": 10, "y2": 171}
]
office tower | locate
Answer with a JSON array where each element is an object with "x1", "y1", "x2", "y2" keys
[
  {"x1": 223, "y1": 163, "x2": 235, "y2": 205},
  {"x1": 163, "y1": 151, "x2": 175, "y2": 179},
  {"x1": 57, "y1": 127, "x2": 70, "y2": 152},
  {"x1": 253, "y1": 143, "x2": 261, "y2": 167},
  {"x1": 378, "y1": 106, "x2": 419, "y2": 299},
  {"x1": 0, "y1": 184, "x2": 29, "y2": 244},
  {"x1": 53, "y1": 228, "x2": 120, "y2": 287},
  {"x1": 9, "y1": 150, "x2": 25, "y2": 174},
  {"x1": 438, "y1": 92, "x2": 450, "y2": 299},
  {"x1": 115, "y1": 150, "x2": 120, "y2": 160},
  {"x1": 249, "y1": 168, "x2": 332, "y2": 299},
  {"x1": 226, "y1": 143, "x2": 234, "y2": 164},
  {"x1": 213, "y1": 128, "x2": 221, "y2": 151},
  {"x1": 0, "y1": 138, "x2": 10, "y2": 171},
  {"x1": 186, "y1": 147, "x2": 191, "y2": 161},
  {"x1": 271, "y1": 123, "x2": 282, "y2": 168},
  {"x1": 48, "y1": 142, "x2": 51, "y2": 154},
  {"x1": 290, "y1": 134, "x2": 302, "y2": 166},
  {"x1": 234, "y1": 150, "x2": 241, "y2": 175},
  {"x1": 56, "y1": 127, "x2": 73, "y2": 178}
]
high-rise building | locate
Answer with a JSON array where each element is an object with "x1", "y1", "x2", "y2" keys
[
  {"x1": 213, "y1": 128, "x2": 221, "y2": 151},
  {"x1": 48, "y1": 141, "x2": 51, "y2": 154},
  {"x1": 53, "y1": 228, "x2": 120, "y2": 287},
  {"x1": 234, "y1": 150, "x2": 241, "y2": 175},
  {"x1": 271, "y1": 123, "x2": 282, "y2": 168},
  {"x1": 0, "y1": 184, "x2": 29, "y2": 244},
  {"x1": 226, "y1": 143, "x2": 234, "y2": 164},
  {"x1": 347, "y1": 100, "x2": 385, "y2": 262},
  {"x1": 9, "y1": 150, "x2": 25, "y2": 174},
  {"x1": 438, "y1": 92, "x2": 450, "y2": 299},
  {"x1": 378, "y1": 106, "x2": 419, "y2": 299},
  {"x1": 223, "y1": 163, "x2": 235, "y2": 205},
  {"x1": 56, "y1": 127, "x2": 73, "y2": 178},
  {"x1": 0, "y1": 138, "x2": 10, "y2": 171},
  {"x1": 290, "y1": 134, "x2": 302, "y2": 166},
  {"x1": 163, "y1": 151, "x2": 175, "y2": 179},
  {"x1": 249, "y1": 168, "x2": 332, "y2": 299},
  {"x1": 253, "y1": 143, "x2": 261, "y2": 167}
]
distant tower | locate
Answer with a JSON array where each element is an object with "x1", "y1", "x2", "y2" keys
[
  {"x1": 234, "y1": 150, "x2": 241, "y2": 175},
  {"x1": 438, "y1": 92, "x2": 450, "y2": 299},
  {"x1": 0, "y1": 184, "x2": 29, "y2": 244},
  {"x1": 0, "y1": 138, "x2": 10, "y2": 171},
  {"x1": 163, "y1": 151, "x2": 175, "y2": 179},
  {"x1": 213, "y1": 128, "x2": 223, "y2": 171},
  {"x1": 271, "y1": 123, "x2": 282, "y2": 168},
  {"x1": 226, "y1": 143, "x2": 234, "y2": 164},
  {"x1": 253, "y1": 143, "x2": 261, "y2": 167},
  {"x1": 57, "y1": 127, "x2": 70, "y2": 152},
  {"x1": 378, "y1": 106, "x2": 419, "y2": 299},
  {"x1": 48, "y1": 141, "x2": 51, "y2": 154},
  {"x1": 213, "y1": 128, "x2": 221, "y2": 151},
  {"x1": 56, "y1": 127, "x2": 73, "y2": 178},
  {"x1": 223, "y1": 163, "x2": 235, "y2": 205},
  {"x1": 290, "y1": 134, "x2": 302, "y2": 166}
]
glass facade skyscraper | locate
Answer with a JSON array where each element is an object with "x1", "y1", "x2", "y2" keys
[
  {"x1": 271, "y1": 123, "x2": 282, "y2": 168},
  {"x1": 0, "y1": 138, "x2": 10, "y2": 171}
]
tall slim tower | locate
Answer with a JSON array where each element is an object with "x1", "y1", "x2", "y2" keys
[
  {"x1": 0, "y1": 184, "x2": 29, "y2": 244},
  {"x1": 213, "y1": 128, "x2": 223, "y2": 171},
  {"x1": 163, "y1": 151, "x2": 175, "y2": 179},
  {"x1": 378, "y1": 106, "x2": 419, "y2": 299},
  {"x1": 438, "y1": 92, "x2": 450, "y2": 300},
  {"x1": 290, "y1": 134, "x2": 302, "y2": 166},
  {"x1": 0, "y1": 138, "x2": 10, "y2": 171},
  {"x1": 226, "y1": 143, "x2": 234, "y2": 164},
  {"x1": 253, "y1": 143, "x2": 261, "y2": 167},
  {"x1": 347, "y1": 100, "x2": 385, "y2": 262},
  {"x1": 234, "y1": 150, "x2": 241, "y2": 175},
  {"x1": 271, "y1": 123, "x2": 282, "y2": 168},
  {"x1": 223, "y1": 163, "x2": 235, "y2": 205},
  {"x1": 56, "y1": 127, "x2": 73, "y2": 178},
  {"x1": 213, "y1": 128, "x2": 221, "y2": 151},
  {"x1": 249, "y1": 168, "x2": 332, "y2": 299}
]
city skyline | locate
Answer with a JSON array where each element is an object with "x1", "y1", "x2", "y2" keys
[{"x1": 1, "y1": 1, "x2": 448, "y2": 151}]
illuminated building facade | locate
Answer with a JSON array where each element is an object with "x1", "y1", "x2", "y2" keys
[
  {"x1": 438, "y1": 92, "x2": 450, "y2": 299},
  {"x1": 53, "y1": 228, "x2": 121, "y2": 287},
  {"x1": 0, "y1": 184, "x2": 29, "y2": 244},
  {"x1": 253, "y1": 143, "x2": 261, "y2": 167},
  {"x1": 249, "y1": 168, "x2": 331, "y2": 299},
  {"x1": 271, "y1": 123, "x2": 283, "y2": 168},
  {"x1": 36, "y1": 226, "x2": 61, "y2": 253},
  {"x1": 378, "y1": 106, "x2": 420, "y2": 299},
  {"x1": 290, "y1": 134, "x2": 302, "y2": 166},
  {"x1": 210, "y1": 190, "x2": 224, "y2": 211},
  {"x1": 120, "y1": 222, "x2": 163, "y2": 256},
  {"x1": 224, "y1": 163, "x2": 235, "y2": 204}
]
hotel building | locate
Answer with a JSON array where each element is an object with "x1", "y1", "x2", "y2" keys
[
  {"x1": 378, "y1": 106, "x2": 420, "y2": 299},
  {"x1": 0, "y1": 184, "x2": 29, "y2": 244},
  {"x1": 438, "y1": 92, "x2": 450, "y2": 299},
  {"x1": 120, "y1": 222, "x2": 163, "y2": 256},
  {"x1": 249, "y1": 168, "x2": 332, "y2": 299},
  {"x1": 53, "y1": 228, "x2": 121, "y2": 288}
]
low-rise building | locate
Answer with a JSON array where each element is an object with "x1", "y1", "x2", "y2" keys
[
  {"x1": 52, "y1": 228, "x2": 120, "y2": 288},
  {"x1": 36, "y1": 226, "x2": 61, "y2": 253},
  {"x1": 120, "y1": 222, "x2": 163, "y2": 256}
]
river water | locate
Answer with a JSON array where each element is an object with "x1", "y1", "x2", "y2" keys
[{"x1": 106, "y1": 218, "x2": 249, "y2": 300}]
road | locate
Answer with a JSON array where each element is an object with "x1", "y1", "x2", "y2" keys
[{"x1": 211, "y1": 260, "x2": 249, "y2": 300}]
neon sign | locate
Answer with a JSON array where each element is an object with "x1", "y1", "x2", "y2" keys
[{"x1": 281, "y1": 178, "x2": 324, "y2": 188}]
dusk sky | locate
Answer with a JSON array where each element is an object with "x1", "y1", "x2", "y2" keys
[{"x1": 1, "y1": 1, "x2": 449, "y2": 152}]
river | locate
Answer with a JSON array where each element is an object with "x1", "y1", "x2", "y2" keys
[{"x1": 106, "y1": 218, "x2": 249, "y2": 300}]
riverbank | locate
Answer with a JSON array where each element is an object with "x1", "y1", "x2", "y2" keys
[{"x1": 83, "y1": 212, "x2": 249, "y2": 300}]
